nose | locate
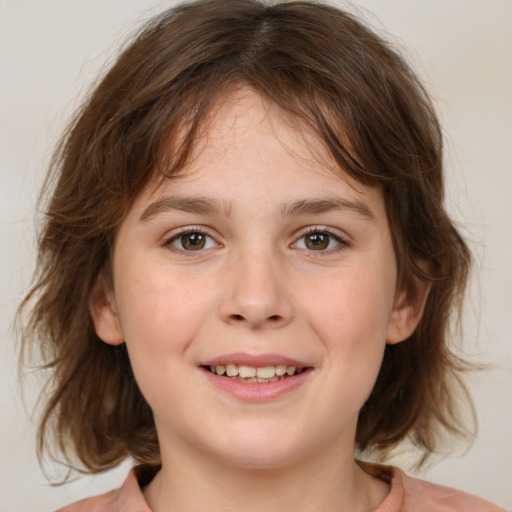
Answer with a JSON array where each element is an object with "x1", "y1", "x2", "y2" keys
[{"x1": 218, "y1": 249, "x2": 294, "y2": 330}]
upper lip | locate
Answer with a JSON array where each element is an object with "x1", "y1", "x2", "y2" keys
[{"x1": 200, "y1": 352, "x2": 311, "y2": 369}]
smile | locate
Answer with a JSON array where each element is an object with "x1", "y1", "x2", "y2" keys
[{"x1": 205, "y1": 364, "x2": 306, "y2": 383}]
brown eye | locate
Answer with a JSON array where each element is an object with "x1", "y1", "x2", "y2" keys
[
  {"x1": 169, "y1": 231, "x2": 216, "y2": 251},
  {"x1": 304, "y1": 232, "x2": 330, "y2": 250},
  {"x1": 293, "y1": 229, "x2": 345, "y2": 252},
  {"x1": 181, "y1": 233, "x2": 206, "y2": 250}
]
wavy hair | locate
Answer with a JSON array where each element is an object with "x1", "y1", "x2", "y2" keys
[{"x1": 20, "y1": 0, "x2": 473, "y2": 475}]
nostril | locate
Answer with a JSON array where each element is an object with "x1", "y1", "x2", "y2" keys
[{"x1": 228, "y1": 313, "x2": 281, "y2": 323}]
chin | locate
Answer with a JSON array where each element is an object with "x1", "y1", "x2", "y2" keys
[
  {"x1": 217, "y1": 445, "x2": 301, "y2": 470},
  {"x1": 208, "y1": 421, "x2": 307, "y2": 469}
]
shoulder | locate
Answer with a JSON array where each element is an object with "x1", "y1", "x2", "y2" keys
[
  {"x1": 55, "y1": 489, "x2": 120, "y2": 512},
  {"x1": 55, "y1": 465, "x2": 158, "y2": 512},
  {"x1": 397, "y1": 468, "x2": 507, "y2": 512},
  {"x1": 359, "y1": 461, "x2": 507, "y2": 512}
]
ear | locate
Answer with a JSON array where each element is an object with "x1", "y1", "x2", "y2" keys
[
  {"x1": 89, "y1": 272, "x2": 124, "y2": 346},
  {"x1": 386, "y1": 277, "x2": 431, "y2": 345}
]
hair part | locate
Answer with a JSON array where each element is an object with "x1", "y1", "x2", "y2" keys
[{"x1": 20, "y1": 0, "x2": 474, "y2": 477}]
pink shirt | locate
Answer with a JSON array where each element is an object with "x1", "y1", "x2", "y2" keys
[{"x1": 57, "y1": 463, "x2": 507, "y2": 512}]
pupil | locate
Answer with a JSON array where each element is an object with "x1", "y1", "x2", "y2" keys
[
  {"x1": 306, "y1": 233, "x2": 328, "y2": 250},
  {"x1": 183, "y1": 233, "x2": 205, "y2": 250}
]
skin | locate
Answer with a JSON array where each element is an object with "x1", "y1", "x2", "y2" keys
[{"x1": 90, "y1": 88, "x2": 428, "y2": 512}]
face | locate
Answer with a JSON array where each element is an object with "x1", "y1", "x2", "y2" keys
[{"x1": 91, "y1": 88, "x2": 424, "y2": 470}]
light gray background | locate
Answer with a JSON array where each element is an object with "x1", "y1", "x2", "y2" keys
[{"x1": 1, "y1": 1, "x2": 511, "y2": 510}]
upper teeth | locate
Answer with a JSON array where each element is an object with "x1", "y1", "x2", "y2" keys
[{"x1": 210, "y1": 364, "x2": 299, "y2": 378}]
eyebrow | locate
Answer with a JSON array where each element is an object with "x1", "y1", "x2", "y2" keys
[
  {"x1": 139, "y1": 196, "x2": 232, "y2": 221},
  {"x1": 279, "y1": 198, "x2": 375, "y2": 220},
  {"x1": 139, "y1": 195, "x2": 375, "y2": 222}
]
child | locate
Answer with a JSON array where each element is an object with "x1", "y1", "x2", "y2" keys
[{"x1": 19, "y1": 0, "x2": 506, "y2": 510}]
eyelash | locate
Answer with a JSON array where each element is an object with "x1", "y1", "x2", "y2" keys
[
  {"x1": 292, "y1": 227, "x2": 349, "y2": 255},
  {"x1": 163, "y1": 226, "x2": 349, "y2": 255},
  {"x1": 163, "y1": 227, "x2": 218, "y2": 253}
]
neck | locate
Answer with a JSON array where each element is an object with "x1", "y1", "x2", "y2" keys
[{"x1": 144, "y1": 435, "x2": 389, "y2": 512}]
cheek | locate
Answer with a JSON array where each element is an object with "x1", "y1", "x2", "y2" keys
[
  {"x1": 116, "y1": 255, "x2": 208, "y2": 327},
  {"x1": 305, "y1": 265, "x2": 395, "y2": 394},
  {"x1": 112, "y1": 264, "x2": 218, "y2": 416},
  {"x1": 112, "y1": 257, "x2": 217, "y2": 372},
  {"x1": 308, "y1": 265, "x2": 395, "y2": 342}
]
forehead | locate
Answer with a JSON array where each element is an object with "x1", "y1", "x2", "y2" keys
[{"x1": 134, "y1": 86, "x2": 386, "y2": 221}]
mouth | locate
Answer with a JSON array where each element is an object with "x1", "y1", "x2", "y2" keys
[
  {"x1": 200, "y1": 355, "x2": 313, "y2": 401},
  {"x1": 202, "y1": 363, "x2": 309, "y2": 383}
]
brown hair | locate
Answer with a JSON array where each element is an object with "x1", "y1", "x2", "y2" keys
[{"x1": 20, "y1": 0, "x2": 473, "y2": 475}]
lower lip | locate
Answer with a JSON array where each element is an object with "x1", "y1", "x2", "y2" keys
[{"x1": 200, "y1": 367, "x2": 312, "y2": 402}]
